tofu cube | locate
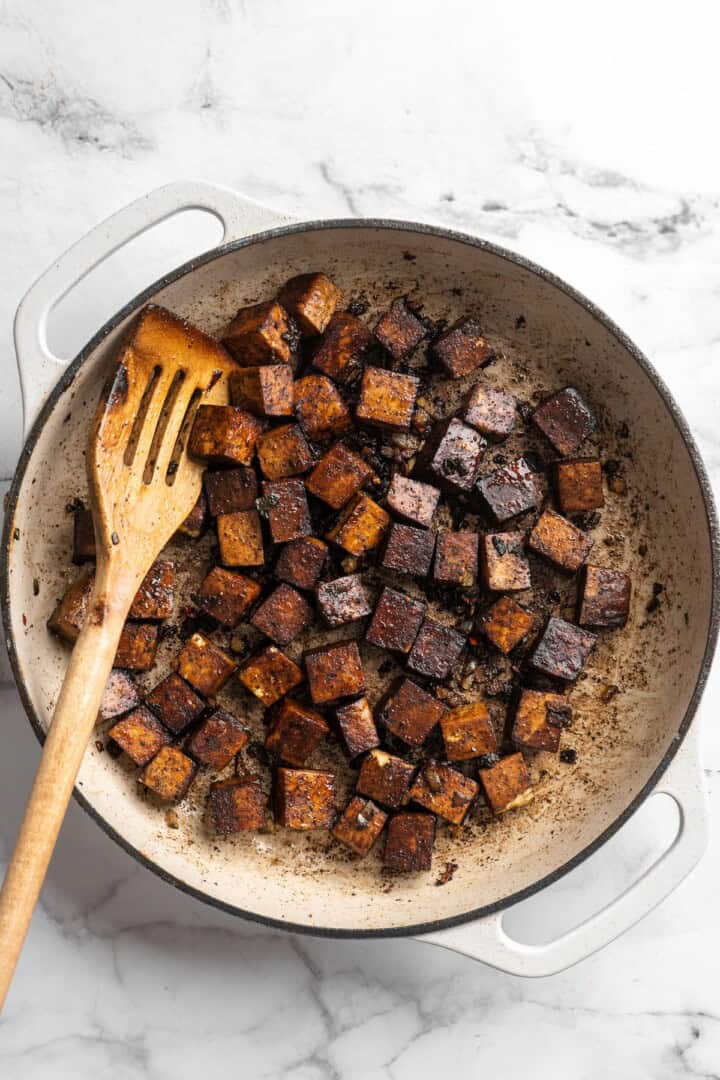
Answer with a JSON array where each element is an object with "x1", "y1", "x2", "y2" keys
[
  {"x1": 365, "y1": 587, "x2": 426, "y2": 654},
  {"x1": 433, "y1": 530, "x2": 479, "y2": 588},
  {"x1": 261, "y1": 478, "x2": 311, "y2": 543},
  {"x1": 381, "y1": 522, "x2": 436, "y2": 577},
  {"x1": 196, "y1": 566, "x2": 262, "y2": 629},
  {"x1": 332, "y1": 796, "x2": 387, "y2": 856},
  {"x1": 528, "y1": 509, "x2": 594, "y2": 573},
  {"x1": 479, "y1": 752, "x2": 534, "y2": 814},
  {"x1": 355, "y1": 366, "x2": 419, "y2": 432},
  {"x1": 316, "y1": 574, "x2": 372, "y2": 627},
  {"x1": 274, "y1": 768, "x2": 336, "y2": 829},
  {"x1": 312, "y1": 311, "x2": 373, "y2": 383},
  {"x1": 265, "y1": 697, "x2": 329, "y2": 765},
  {"x1": 440, "y1": 701, "x2": 497, "y2": 762},
  {"x1": 229, "y1": 365, "x2": 294, "y2": 418},
  {"x1": 209, "y1": 778, "x2": 268, "y2": 833},
  {"x1": 176, "y1": 632, "x2": 237, "y2": 696},
  {"x1": 374, "y1": 299, "x2": 426, "y2": 360},
  {"x1": 409, "y1": 761, "x2": 479, "y2": 824},
  {"x1": 72, "y1": 505, "x2": 96, "y2": 563},
  {"x1": 512, "y1": 689, "x2": 571, "y2": 753},
  {"x1": 555, "y1": 458, "x2": 604, "y2": 513},
  {"x1": 406, "y1": 618, "x2": 466, "y2": 680},
  {"x1": 48, "y1": 571, "x2": 93, "y2": 643},
  {"x1": 250, "y1": 583, "x2": 313, "y2": 646},
  {"x1": 356, "y1": 749, "x2": 416, "y2": 808},
  {"x1": 177, "y1": 490, "x2": 207, "y2": 538},
  {"x1": 187, "y1": 707, "x2": 249, "y2": 768},
  {"x1": 275, "y1": 536, "x2": 328, "y2": 590},
  {"x1": 383, "y1": 812, "x2": 435, "y2": 872},
  {"x1": 257, "y1": 423, "x2": 314, "y2": 480},
  {"x1": 463, "y1": 385, "x2": 517, "y2": 440},
  {"x1": 385, "y1": 474, "x2": 440, "y2": 528},
  {"x1": 432, "y1": 316, "x2": 493, "y2": 378},
  {"x1": 238, "y1": 645, "x2": 304, "y2": 706},
  {"x1": 479, "y1": 596, "x2": 534, "y2": 654},
  {"x1": 305, "y1": 441, "x2": 373, "y2": 510},
  {"x1": 128, "y1": 559, "x2": 174, "y2": 620},
  {"x1": 222, "y1": 300, "x2": 298, "y2": 366},
  {"x1": 140, "y1": 745, "x2": 197, "y2": 803},
  {"x1": 305, "y1": 640, "x2": 365, "y2": 704},
  {"x1": 293, "y1": 374, "x2": 352, "y2": 442},
  {"x1": 529, "y1": 616, "x2": 597, "y2": 682},
  {"x1": 476, "y1": 457, "x2": 539, "y2": 523},
  {"x1": 115, "y1": 622, "x2": 159, "y2": 671},
  {"x1": 381, "y1": 678, "x2": 446, "y2": 748},
  {"x1": 415, "y1": 418, "x2": 486, "y2": 494},
  {"x1": 578, "y1": 565, "x2": 631, "y2": 628},
  {"x1": 480, "y1": 532, "x2": 531, "y2": 591},
  {"x1": 98, "y1": 669, "x2": 140, "y2": 722},
  {"x1": 217, "y1": 509, "x2": 264, "y2": 567},
  {"x1": 335, "y1": 697, "x2": 380, "y2": 759},
  {"x1": 108, "y1": 706, "x2": 172, "y2": 766},
  {"x1": 278, "y1": 272, "x2": 342, "y2": 337},
  {"x1": 144, "y1": 672, "x2": 206, "y2": 734},
  {"x1": 189, "y1": 404, "x2": 262, "y2": 467},
  {"x1": 204, "y1": 467, "x2": 258, "y2": 516},
  {"x1": 325, "y1": 493, "x2": 390, "y2": 556},
  {"x1": 532, "y1": 387, "x2": 596, "y2": 457}
]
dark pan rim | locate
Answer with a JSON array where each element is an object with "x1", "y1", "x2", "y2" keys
[{"x1": 2, "y1": 218, "x2": 718, "y2": 941}]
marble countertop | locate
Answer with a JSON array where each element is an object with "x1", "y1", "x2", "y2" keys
[{"x1": 2, "y1": 1, "x2": 720, "y2": 1076}]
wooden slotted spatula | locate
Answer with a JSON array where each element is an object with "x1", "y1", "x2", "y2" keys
[{"x1": 0, "y1": 305, "x2": 232, "y2": 1008}]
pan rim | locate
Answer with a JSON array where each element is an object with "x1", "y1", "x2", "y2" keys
[{"x1": 2, "y1": 216, "x2": 718, "y2": 939}]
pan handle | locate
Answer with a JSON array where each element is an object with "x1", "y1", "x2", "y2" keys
[
  {"x1": 14, "y1": 180, "x2": 294, "y2": 438},
  {"x1": 416, "y1": 725, "x2": 707, "y2": 976}
]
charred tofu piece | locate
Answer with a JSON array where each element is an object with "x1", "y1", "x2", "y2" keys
[
  {"x1": 176, "y1": 632, "x2": 237, "y2": 696},
  {"x1": 479, "y1": 532, "x2": 531, "y2": 591},
  {"x1": 305, "y1": 442, "x2": 373, "y2": 510},
  {"x1": 196, "y1": 566, "x2": 262, "y2": 629},
  {"x1": 555, "y1": 458, "x2": 604, "y2": 513},
  {"x1": 257, "y1": 423, "x2": 314, "y2": 480},
  {"x1": 381, "y1": 522, "x2": 435, "y2": 577},
  {"x1": 432, "y1": 316, "x2": 493, "y2": 379},
  {"x1": 189, "y1": 405, "x2": 262, "y2": 467},
  {"x1": 356, "y1": 749, "x2": 416, "y2": 808},
  {"x1": 406, "y1": 618, "x2": 466, "y2": 680},
  {"x1": 355, "y1": 366, "x2": 419, "y2": 432},
  {"x1": 463, "y1": 385, "x2": 517, "y2": 440},
  {"x1": 209, "y1": 777, "x2": 268, "y2": 833},
  {"x1": 365, "y1": 587, "x2": 426, "y2": 654},
  {"x1": 382, "y1": 678, "x2": 446, "y2": 748},
  {"x1": 222, "y1": 300, "x2": 298, "y2": 366},
  {"x1": 335, "y1": 697, "x2": 380, "y2": 759},
  {"x1": 229, "y1": 365, "x2": 294, "y2": 418},
  {"x1": 316, "y1": 574, "x2": 371, "y2": 627},
  {"x1": 293, "y1": 374, "x2": 352, "y2": 442},
  {"x1": 177, "y1": 490, "x2": 207, "y2": 538},
  {"x1": 250, "y1": 583, "x2": 313, "y2": 646},
  {"x1": 48, "y1": 571, "x2": 94, "y2": 643},
  {"x1": 278, "y1": 272, "x2": 342, "y2": 337},
  {"x1": 217, "y1": 509, "x2": 264, "y2": 567},
  {"x1": 332, "y1": 796, "x2": 387, "y2": 856},
  {"x1": 414, "y1": 418, "x2": 486, "y2": 495},
  {"x1": 383, "y1": 812, "x2": 435, "y2": 871},
  {"x1": 479, "y1": 596, "x2": 534, "y2": 654},
  {"x1": 529, "y1": 616, "x2": 596, "y2": 682},
  {"x1": 374, "y1": 299, "x2": 426, "y2": 360},
  {"x1": 275, "y1": 536, "x2": 328, "y2": 590},
  {"x1": 528, "y1": 509, "x2": 594, "y2": 573},
  {"x1": 128, "y1": 559, "x2": 174, "y2": 620},
  {"x1": 140, "y1": 745, "x2": 197, "y2": 803},
  {"x1": 532, "y1": 387, "x2": 596, "y2": 457},
  {"x1": 479, "y1": 752, "x2": 533, "y2": 814},
  {"x1": 187, "y1": 708, "x2": 248, "y2": 768},
  {"x1": 512, "y1": 689, "x2": 571, "y2": 753},
  {"x1": 326, "y1": 493, "x2": 390, "y2": 556},
  {"x1": 238, "y1": 645, "x2": 304, "y2": 706},
  {"x1": 440, "y1": 701, "x2": 497, "y2": 762},
  {"x1": 305, "y1": 640, "x2": 365, "y2": 704},
  {"x1": 433, "y1": 530, "x2": 479, "y2": 588},
  {"x1": 409, "y1": 761, "x2": 479, "y2": 824},
  {"x1": 261, "y1": 478, "x2": 311, "y2": 543},
  {"x1": 72, "y1": 506, "x2": 96, "y2": 563},
  {"x1": 578, "y1": 565, "x2": 631, "y2": 628},
  {"x1": 274, "y1": 768, "x2": 336, "y2": 830},
  {"x1": 145, "y1": 672, "x2": 205, "y2": 734},
  {"x1": 312, "y1": 311, "x2": 373, "y2": 383},
  {"x1": 385, "y1": 474, "x2": 440, "y2": 528},
  {"x1": 476, "y1": 457, "x2": 539, "y2": 524},
  {"x1": 204, "y1": 467, "x2": 258, "y2": 517},
  {"x1": 108, "y1": 706, "x2": 171, "y2": 766},
  {"x1": 265, "y1": 697, "x2": 329, "y2": 766},
  {"x1": 98, "y1": 669, "x2": 140, "y2": 722},
  {"x1": 115, "y1": 622, "x2": 159, "y2": 671}
]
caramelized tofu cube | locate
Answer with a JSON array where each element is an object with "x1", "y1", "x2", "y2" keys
[
  {"x1": 305, "y1": 442, "x2": 373, "y2": 509},
  {"x1": 326, "y1": 493, "x2": 390, "y2": 556},
  {"x1": 275, "y1": 536, "x2": 328, "y2": 590},
  {"x1": 261, "y1": 478, "x2": 311, "y2": 543},
  {"x1": 440, "y1": 701, "x2": 497, "y2": 762},
  {"x1": 383, "y1": 812, "x2": 435, "y2": 871},
  {"x1": 432, "y1": 316, "x2": 493, "y2": 379},
  {"x1": 410, "y1": 761, "x2": 479, "y2": 824},
  {"x1": 479, "y1": 596, "x2": 534, "y2": 654},
  {"x1": 305, "y1": 640, "x2": 365, "y2": 704},
  {"x1": 365, "y1": 587, "x2": 426, "y2": 654},
  {"x1": 274, "y1": 768, "x2": 336, "y2": 830},
  {"x1": 529, "y1": 616, "x2": 596, "y2": 682},
  {"x1": 357, "y1": 749, "x2": 416, "y2": 808},
  {"x1": 108, "y1": 706, "x2": 172, "y2": 766},
  {"x1": 385, "y1": 474, "x2": 440, "y2": 528},
  {"x1": 355, "y1": 366, "x2": 419, "y2": 432},
  {"x1": 555, "y1": 458, "x2": 604, "y2": 513},
  {"x1": 98, "y1": 669, "x2": 140, "y2": 722},
  {"x1": 381, "y1": 523, "x2": 435, "y2": 577},
  {"x1": 209, "y1": 777, "x2": 268, "y2": 833},
  {"x1": 72, "y1": 506, "x2": 96, "y2": 563},
  {"x1": 382, "y1": 678, "x2": 446, "y2": 748},
  {"x1": 265, "y1": 697, "x2": 329, "y2": 765},
  {"x1": 257, "y1": 423, "x2": 314, "y2": 480},
  {"x1": 406, "y1": 619, "x2": 466, "y2": 680},
  {"x1": 176, "y1": 632, "x2": 237, "y2": 696},
  {"x1": 333, "y1": 796, "x2": 387, "y2": 856},
  {"x1": 238, "y1": 645, "x2": 304, "y2": 706},
  {"x1": 312, "y1": 311, "x2": 373, "y2": 383},
  {"x1": 578, "y1": 565, "x2": 631, "y2": 628},
  {"x1": 414, "y1": 418, "x2": 486, "y2": 494},
  {"x1": 476, "y1": 457, "x2": 539, "y2": 523},
  {"x1": 433, "y1": 530, "x2": 479, "y2": 588},
  {"x1": 316, "y1": 574, "x2": 371, "y2": 627},
  {"x1": 189, "y1": 404, "x2": 262, "y2": 467},
  {"x1": 229, "y1": 365, "x2": 294, "y2": 418},
  {"x1": 278, "y1": 272, "x2": 342, "y2": 337},
  {"x1": 115, "y1": 622, "x2": 159, "y2": 671},
  {"x1": 528, "y1": 509, "x2": 594, "y2": 573},
  {"x1": 197, "y1": 566, "x2": 262, "y2": 628},
  {"x1": 250, "y1": 583, "x2": 313, "y2": 646},
  {"x1": 140, "y1": 745, "x2": 197, "y2": 803},
  {"x1": 217, "y1": 509, "x2": 264, "y2": 567},
  {"x1": 374, "y1": 299, "x2": 426, "y2": 360},
  {"x1": 186, "y1": 708, "x2": 248, "y2": 768},
  {"x1": 204, "y1": 467, "x2": 258, "y2": 516},
  {"x1": 532, "y1": 387, "x2": 596, "y2": 457},
  {"x1": 293, "y1": 374, "x2": 352, "y2": 442},
  {"x1": 480, "y1": 532, "x2": 531, "y2": 591},
  {"x1": 463, "y1": 385, "x2": 517, "y2": 440},
  {"x1": 512, "y1": 689, "x2": 571, "y2": 753},
  {"x1": 145, "y1": 672, "x2": 205, "y2": 734},
  {"x1": 129, "y1": 559, "x2": 174, "y2": 620},
  {"x1": 335, "y1": 697, "x2": 380, "y2": 759},
  {"x1": 479, "y1": 752, "x2": 533, "y2": 814},
  {"x1": 222, "y1": 300, "x2": 298, "y2": 366},
  {"x1": 48, "y1": 571, "x2": 93, "y2": 643},
  {"x1": 177, "y1": 490, "x2": 207, "y2": 538}
]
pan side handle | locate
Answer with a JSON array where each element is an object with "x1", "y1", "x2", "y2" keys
[
  {"x1": 14, "y1": 180, "x2": 294, "y2": 439},
  {"x1": 416, "y1": 725, "x2": 708, "y2": 977}
]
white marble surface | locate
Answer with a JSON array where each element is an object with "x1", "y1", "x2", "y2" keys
[{"x1": 2, "y1": 1, "x2": 720, "y2": 1076}]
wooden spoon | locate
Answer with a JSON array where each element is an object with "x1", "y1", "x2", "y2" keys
[{"x1": 0, "y1": 305, "x2": 232, "y2": 1008}]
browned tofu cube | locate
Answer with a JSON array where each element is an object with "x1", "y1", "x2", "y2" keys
[
  {"x1": 440, "y1": 701, "x2": 497, "y2": 762},
  {"x1": 293, "y1": 374, "x2": 352, "y2": 442},
  {"x1": 140, "y1": 745, "x2": 197, "y2": 803},
  {"x1": 72, "y1": 505, "x2": 96, "y2": 563},
  {"x1": 265, "y1": 697, "x2": 329, "y2": 766},
  {"x1": 305, "y1": 640, "x2": 365, "y2": 704},
  {"x1": 432, "y1": 316, "x2": 493, "y2": 379},
  {"x1": 410, "y1": 761, "x2": 479, "y2": 824},
  {"x1": 48, "y1": 571, "x2": 93, "y2": 643},
  {"x1": 406, "y1": 619, "x2": 466, "y2": 680},
  {"x1": 381, "y1": 523, "x2": 435, "y2": 577},
  {"x1": 415, "y1": 418, "x2": 485, "y2": 495},
  {"x1": 187, "y1": 707, "x2": 249, "y2": 768},
  {"x1": 189, "y1": 404, "x2": 262, "y2": 467},
  {"x1": 383, "y1": 812, "x2": 435, "y2": 872},
  {"x1": 145, "y1": 672, "x2": 205, "y2": 734},
  {"x1": 274, "y1": 767, "x2": 336, "y2": 829},
  {"x1": 356, "y1": 749, "x2": 416, "y2": 808},
  {"x1": 528, "y1": 509, "x2": 594, "y2": 573},
  {"x1": 382, "y1": 678, "x2": 446, "y2": 748},
  {"x1": 326, "y1": 493, "x2": 390, "y2": 556},
  {"x1": 196, "y1": 566, "x2": 262, "y2": 628},
  {"x1": 128, "y1": 559, "x2": 174, "y2": 620},
  {"x1": 209, "y1": 777, "x2": 268, "y2": 833},
  {"x1": 176, "y1": 632, "x2": 237, "y2": 696},
  {"x1": 374, "y1": 299, "x2": 426, "y2": 360},
  {"x1": 222, "y1": 300, "x2": 298, "y2": 366},
  {"x1": 532, "y1": 387, "x2": 596, "y2": 457},
  {"x1": 476, "y1": 457, "x2": 539, "y2": 524},
  {"x1": 176, "y1": 489, "x2": 207, "y2": 538},
  {"x1": 356, "y1": 366, "x2": 419, "y2": 433},
  {"x1": 204, "y1": 467, "x2": 258, "y2": 516},
  {"x1": 365, "y1": 587, "x2": 426, "y2": 654},
  {"x1": 260, "y1": 478, "x2": 311, "y2": 544},
  {"x1": 316, "y1": 574, "x2": 371, "y2": 627},
  {"x1": 98, "y1": 669, "x2": 140, "y2": 722},
  {"x1": 512, "y1": 689, "x2": 571, "y2": 753},
  {"x1": 555, "y1": 458, "x2": 604, "y2": 513},
  {"x1": 305, "y1": 441, "x2": 373, "y2": 510},
  {"x1": 385, "y1": 474, "x2": 440, "y2": 528},
  {"x1": 229, "y1": 365, "x2": 294, "y2": 418},
  {"x1": 278, "y1": 272, "x2": 342, "y2": 337},
  {"x1": 275, "y1": 536, "x2": 328, "y2": 590},
  {"x1": 479, "y1": 532, "x2": 531, "y2": 591},
  {"x1": 463, "y1": 385, "x2": 517, "y2": 440},
  {"x1": 257, "y1": 423, "x2": 314, "y2": 480},
  {"x1": 529, "y1": 617, "x2": 596, "y2": 682},
  {"x1": 250, "y1": 583, "x2": 313, "y2": 646},
  {"x1": 479, "y1": 752, "x2": 533, "y2": 814},
  {"x1": 217, "y1": 509, "x2": 264, "y2": 567},
  {"x1": 115, "y1": 622, "x2": 159, "y2": 671},
  {"x1": 238, "y1": 645, "x2": 304, "y2": 706},
  {"x1": 335, "y1": 697, "x2": 380, "y2": 759},
  {"x1": 312, "y1": 311, "x2": 373, "y2": 383},
  {"x1": 332, "y1": 796, "x2": 387, "y2": 856},
  {"x1": 433, "y1": 530, "x2": 479, "y2": 588},
  {"x1": 479, "y1": 596, "x2": 534, "y2": 654},
  {"x1": 578, "y1": 565, "x2": 631, "y2": 628},
  {"x1": 108, "y1": 705, "x2": 171, "y2": 766}
]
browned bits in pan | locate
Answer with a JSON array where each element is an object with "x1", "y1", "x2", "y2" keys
[
  {"x1": 332, "y1": 797, "x2": 387, "y2": 856},
  {"x1": 261, "y1": 478, "x2": 312, "y2": 544},
  {"x1": 222, "y1": 300, "x2": 298, "y2": 366},
  {"x1": 274, "y1": 768, "x2": 336, "y2": 830},
  {"x1": 204, "y1": 467, "x2": 258, "y2": 517},
  {"x1": 187, "y1": 709, "x2": 248, "y2": 769},
  {"x1": 383, "y1": 812, "x2": 435, "y2": 872},
  {"x1": 108, "y1": 706, "x2": 172, "y2": 766},
  {"x1": 306, "y1": 441, "x2": 373, "y2": 509},
  {"x1": 229, "y1": 365, "x2": 294, "y2": 418},
  {"x1": 432, "y1": 316, "x2": 493, "y2": 379},
  {"x1": 209, "y1": 778, "x2": 268, "y2": 833},
  {"x1": 374, "y1": 299, "x2": 426, "y2": 360},
  {"x1": 265, "y1": 698, "x2": 329, "y2": 766},
  {"x1": 188, "y1": 404, "x2": 262, "y2": 467}
]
